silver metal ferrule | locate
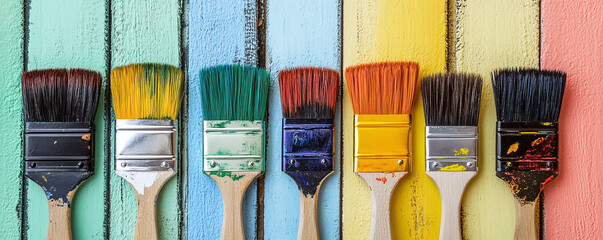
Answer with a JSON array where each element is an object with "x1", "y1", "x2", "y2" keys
[
  {"x1": 203, "y1": 120, "x2": 264, "y2": 172},
  {"x1": 426, "y1": 126, "x2": 478, "y2": 171},
  {"x1": 115, "y1": 119, "x2": 176, "y2": 171}
]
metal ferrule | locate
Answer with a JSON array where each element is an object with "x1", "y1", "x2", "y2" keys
[
  {"x1": 354, "y1": 114, "x2": 411, "y2": 173},
  {"x1": 496, "y1": 122, "x2": 558, "y2": 172},
  {"x1": 282, "y1": 119, "x2": 334, "y2": 172},
  {"x1": 25, "y1": 122, "x2": 94, "y2": 172},
  {"x1": 203, "y1": 120, "x2": 265, "y2": 172},
  {"x1": 425, "y1": 126, "x2": 478, "y2": 171},
  {"x1": 115, "y1": 119, "x2": 176, "y2": 171}
]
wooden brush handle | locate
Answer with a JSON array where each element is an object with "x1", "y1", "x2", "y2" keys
[
  {"x1": 514, "y1": 201, "x2": 537, "y2": 240},
  {"x1": 298, "y1": 192, "x2": 320, "y2": 240},
  {"x1": 358, "y1": 172, "x2": 407, "y2": 240},
  {"x1": 210, "y1": 171, "x2": 261, "y2": 240},
  {"x1": 47, "y1": 198, "x2": 74, "y2": 240},
  {"x1": 118, "y1": 171, "x2": 176, "y2": 240}
]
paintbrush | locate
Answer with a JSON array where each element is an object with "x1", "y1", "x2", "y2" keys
[
  {"x1": 111, "y1": 63, "x2": 183, "y2": 240},
  {"x1": 422, "y1": 73, "x2": 482, "y2": 240},
  {"x1": 278, "y1": 67, "x2": 339, "y2": 240},
  {"x1": 345, "y1": 62, "x2": 418, "y2": 240},
  {"x1": 492, "y1": 69, "x2": 566, "y2": 240},
  {"x1": 200, "y1": 64, "x2": 270, "y2": 240},
  {"x1": 22, "y1": 68, "x2": 101, "y2": 240}
]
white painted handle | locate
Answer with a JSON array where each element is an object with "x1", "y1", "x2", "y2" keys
[
  {"x1": 426, "y1": 171, "x2": 476, "y2": 240},
  {"x1": 358, "y1": 172, "x2": 407, "y2": 240}
]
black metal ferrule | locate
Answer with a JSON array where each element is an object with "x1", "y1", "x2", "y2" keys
[
  {"x1": 496, "y1": 121, "x2": 558, "y2": 172},
  {"x1": 24, "y1": 122, "x2": 94, "y2": 172},
  {"x1": 282, "y1": 119, "x2": 334, "y2": 172}
]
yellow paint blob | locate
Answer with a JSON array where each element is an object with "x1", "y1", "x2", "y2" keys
[
  {"x1": 81, "y1": 133, "x2": 91, "y2": 141},
  {"x1": 440, "y1": 164, "x2": 468, "y2": 171},
  {"x1": 507, "y1": 142, "x2": 519, "y2": 154},
  {"x1": 454, "y1": 148, "x2": 470, "y2": 156}
]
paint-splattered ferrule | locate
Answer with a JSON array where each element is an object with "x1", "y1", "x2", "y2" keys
[
  {"x1": 282, "y1": 119, "x2": 334, "y2": 172},
  {"x1": 354, "y1": 114, "x2": 411, "y2": 173},
  {"x1": 496, "y1": 122, "x2": 558, "y2": 172},
  {"x1": 425, "y1": 126, "x2": 478, "y2": 171},
  {"x1": 203, "y1": 120, "x2": 265, "y2": 172},
  {"x1": 24, "y1": 122, "x2": 94, "y2": 172},
  {"x1": 114, "y1": 119, "x2": 177, "y2": 171}
]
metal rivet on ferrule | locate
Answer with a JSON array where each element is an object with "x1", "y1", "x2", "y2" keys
[
  {"x1": 506, "y1": 162, "x2": 512, "y2": 167},
  {"x1": 321, "y1": 159, "x2": 328, "y2": 165},
  {"x1": 248, "y1": 161, "x2": 255, "y2": 167},
  {"x1": 209, "y1": 160, "x2": 217, "y2": 167},
  {"x1": 433, "y1": 162, "x2": 440, "y2": 169},
  {"x1": 121, "y1": 162, "x2": 127, "y2": 168},
  {"x1": 30, "y1": 162, "x2": 36, "y2": 168},
  {"x1": 289, "y1": 159, "x2": 295, "y2": 165},
  {"x1": 397, "y1": 159, "x2": 403, "y2": 165},
  {"x1": 77, "y1": 162, "x2": 84, "y2": 168},
  {"x1": 467, "y1": 162, "x2": 474, "y2": 168},
  {"x1": 161, "y1": 161, "x2": 168, "y2": 168}
]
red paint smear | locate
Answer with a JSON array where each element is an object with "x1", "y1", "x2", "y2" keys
[
  {"x1": 376, "y1": 177, "x2": 387, "y2": 184},
  {"x1": 522, "y1": 135, "x2": 556, "y2": 160}
]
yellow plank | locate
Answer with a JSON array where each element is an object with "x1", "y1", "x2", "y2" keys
[
  {"x1": 452, "y1": 1, "x2": 540, "y2": 239},
  {"x1": 343, "y1": 1, "x2": 446, "y2": 239}
]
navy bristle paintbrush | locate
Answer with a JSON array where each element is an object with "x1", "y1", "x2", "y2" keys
[
  {"x1": 279, "y1": 67, "x2": 339, "y2": 240},
  {"x1": 22, "y1": 68, "x2": 102, "y2": 240},
  {"x1": 492, "y1": 68, "x2": 566, "y2": 240}
]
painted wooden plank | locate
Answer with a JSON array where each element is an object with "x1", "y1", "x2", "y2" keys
[
  {"x1": 110, "y1": 1, "x2": 181, "y2": 239},
  {"x1": 342, "y1": 1, "x2": 446, "y2": 239},
  {"x1": 0, "y1": 1, "x2": 23, "y2": 239},
  {"x1": 188, "y1": 1, "x2": 260, "y2": 239},
  {"x1": 25, "y1": 1, "x2": 108, "y2": 239},
  {"x1": 451, "y1": 0, "x2": 540, "y2": 239},
  {"x1": 264, "y1": 0, "x2": 341, "y2": 239},
  {"x1": 541, "y1": 2, "x2": 603, "y2": 239}
]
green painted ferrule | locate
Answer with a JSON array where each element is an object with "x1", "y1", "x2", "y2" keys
[{"x1": 203, "y1": 120, "x2": 265, "y2": 172}]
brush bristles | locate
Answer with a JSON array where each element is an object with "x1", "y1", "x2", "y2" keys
[
  {"x1": 422, "y1": 73, "x2": 483, "y2": 126},
  {"x1": 199, "y1": 64, "x2": 270, "y2": 120},
  {"x1": 345, "y1": 62, "x2": 418, "y2": 114},
  {"x1": 22, "y1": 68, "x2": 102, "y2": 123},
  {"x1": 111, "y1": 63, "x2": 183, "y2": 120},
  {"x1": 492, "y1": 69, "x2": 566, "y2": 122},
  {"x1": 279, "y1": 67, "x2": 339, "y2": 119}
]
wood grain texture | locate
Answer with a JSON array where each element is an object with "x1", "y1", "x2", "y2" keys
[
  {"x1": 0, "y1": 0, "x2": 23, "y2": 238},
  {"x1": 358, "y1": 172, "x2": 407, "y2": 240},
  {"x1": 298, "y1": 192, "x2": 321, "y2": 240},
  {"x1": 343, "y1": 1, "x2": 446, "y2": 239},
  {"x1": 451, "y1": 0, "x2": 540, "y2": 239},
  {"x1": 46, "y1": 187, "x2": 80, "y2": 240},
  {"x1": 514, "y1": 201, "x2": 537, "y2": 240},
  {"x1": 426, "y1": 171, "x2": 476, "y2": 240},
  {"x1": 541, "y1": 1, "x2": 603, "y2": 239},
  {"x1": 265, "y1": 0, "x2": 341, "y2": 239},
  {"x1": 187, "y1": 1, "x2": 260, "y2": 239},
  {"x1": 210, "y1": 172, "x2": 261, "y2": 240},
  {"x1": 26, "y1": 1, "x2": 107, "y2": 239},
  {"x1": 110, "y1": 1, "x2": 181, "y2": 239}
]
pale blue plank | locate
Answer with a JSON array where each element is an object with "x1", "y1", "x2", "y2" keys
[
  {"x1": 264, "y1": 0, "x2": 342, "y2": 239},
  {"x1": 188, "y1": 1, "x2": 259, "y2": 239}
]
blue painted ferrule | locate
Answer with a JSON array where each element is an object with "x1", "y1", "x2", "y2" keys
[{"x1": 282, "y1": 118, "x2": 334, "y2": 172}]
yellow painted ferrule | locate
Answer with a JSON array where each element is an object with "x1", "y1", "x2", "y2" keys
[{"x1": 354, "y1": 114, "x2": 411, "y2": 172}]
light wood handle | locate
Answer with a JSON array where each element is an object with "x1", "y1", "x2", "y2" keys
[
  {"x1": 358, "y1": 172, "x2": 407, "y2": 240},
  {"x1": 117, "y1": 171, "x2": 176, "y2": 240},
  {"x1": 514, "y1": 201, "x2": 537, "y2": 240},
  {"x1": 210, "y1": 171, "x2": 261, "y2": 240},
  {"x1": 47, "y1": 198, "x2": 73, "y2": 240},
  {"x1": 298, "y1": 193, "x2": 320, "y2": 240}
]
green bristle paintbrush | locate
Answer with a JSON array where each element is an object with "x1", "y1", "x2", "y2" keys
[
  {"x1": 22, "y1": 68, "x2": 102, "y2": 240},
  {"x1": 111, "y1": 63, "x2": 184, "y2": 240},
  {"x1": 422, "y1": 73, "x2": 482, "y2": 240},
  {"x1": 200, "y1": 64, "x2": 270, "y2": 240}
]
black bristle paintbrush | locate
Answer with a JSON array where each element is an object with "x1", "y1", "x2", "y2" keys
[
  {"x1": 422, "y1": 73, "x2": 482, "y2": 240},
  {"x1": 22, "y1": 68, "x2": 102, "y2": 240},
  {"x1": 279, "y1": 67, "x2": 339, "y2": 240},
  {"x1": 492, "y1": 68, "x2": 566, "y2": 240}
]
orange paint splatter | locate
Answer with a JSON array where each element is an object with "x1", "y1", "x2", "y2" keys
[
  {"x1": 376, "y1": 177, "x2": 387, "y2": 184},
  {"x1": 81, "y1": 134, "x2": 91, "y2": 141},
  {"x1": 507, "y1": 142, "x2": 519, "y2": 154},
  {"x1": 531, "y1": 137, "x2": 545, "y2": 147}
]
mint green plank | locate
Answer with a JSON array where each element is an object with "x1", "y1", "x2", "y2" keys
[
  {"x1": 25, "y1": 0, "x2": 108, "y2": 239},
  {"x1": 0, "y1": 1, "x2": 23, "y2": 239},
  {"x1": 110, "y1": 0, "x2": 181, "y2": 239}
]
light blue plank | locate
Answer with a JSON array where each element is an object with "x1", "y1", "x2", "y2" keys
[
  {"x1": 264, "y1": 0, "x2": 342, "y2": 239},
  {"x1": 188, "y1": 1, "x2": 260, "y2": 239}
]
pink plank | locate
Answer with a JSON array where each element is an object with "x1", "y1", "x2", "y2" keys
[{"x1": 541, "y1": 1, "x2": 603, "y2": 239}]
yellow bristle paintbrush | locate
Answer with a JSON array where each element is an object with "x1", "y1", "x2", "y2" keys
[
  {"x1": 345, "y1": 62, "x2": 418, "y2": 240},
  {"x1": 111, "y1": 63, "x2": 183, "y2": 240}
]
